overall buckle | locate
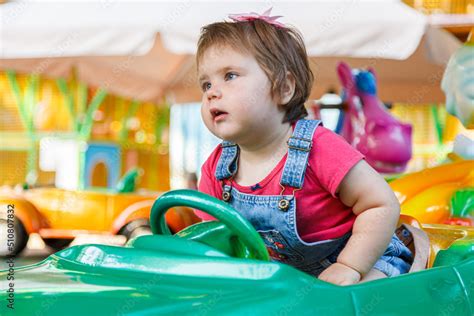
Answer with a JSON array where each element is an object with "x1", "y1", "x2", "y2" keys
[{"x1": 287, "y1": 136, "x2": 312, "y2": 152}]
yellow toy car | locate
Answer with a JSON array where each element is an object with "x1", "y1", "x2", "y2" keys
[{"x1": 0, "y1": 184, "x2": 199, "y2": 256}]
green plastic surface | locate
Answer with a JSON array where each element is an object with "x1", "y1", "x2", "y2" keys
[
  {"x1": 450, "y1": 188, "x2": 474, "y2": 218},
  {"x1": 116, "y1": 168, "x2": 140, "y2": 193},
  {"x1": 1, "y1": 190, "x2": 473, "y2": 315},
  {"x1": 434, "y1": 239, "x2": 474, "y2": 267}
]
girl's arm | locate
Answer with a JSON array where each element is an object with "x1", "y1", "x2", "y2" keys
[{"x1": 318, "y1": 159, "x2": 400, "y2": 285}]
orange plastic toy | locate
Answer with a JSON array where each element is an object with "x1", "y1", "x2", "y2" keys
[{"x1": 390, "y1": 160, "x2": 473, "y2": 224}]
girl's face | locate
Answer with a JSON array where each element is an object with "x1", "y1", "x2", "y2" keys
[{"x1": 198, "y1": 45, "x2": 285, "y2": 145}]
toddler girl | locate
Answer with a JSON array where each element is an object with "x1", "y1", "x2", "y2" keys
[{"x1": 195, "y1": 10, "x2": 412, "y2": 285}]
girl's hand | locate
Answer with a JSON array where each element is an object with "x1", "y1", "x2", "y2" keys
[{"x1": 318, "y1": 262, "x2": 361, "y2": 285}]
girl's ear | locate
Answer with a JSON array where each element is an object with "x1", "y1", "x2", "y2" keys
[
  {"x1": 280, "y1": 71, "x2": 296, "y2": 105},
  {"x1": 337, "y1": 62, "x2": 354, "y2": 90}
]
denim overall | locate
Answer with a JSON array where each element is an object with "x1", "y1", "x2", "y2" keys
[{"x1": 215, "y1": 119, "x2": 412, "y2": 277}]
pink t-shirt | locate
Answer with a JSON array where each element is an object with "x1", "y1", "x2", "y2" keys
[{"x1": 197, "y1": 126, "x2": 364, "y2": 242}]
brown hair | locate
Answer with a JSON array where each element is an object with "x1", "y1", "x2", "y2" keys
[{"x1": 197, "y1": 20, "x2": 313, "y2": 123}]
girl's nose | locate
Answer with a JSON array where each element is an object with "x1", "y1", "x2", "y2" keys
[{"x1": 207, "y1": 86, "x2": 222, "y2": 100}]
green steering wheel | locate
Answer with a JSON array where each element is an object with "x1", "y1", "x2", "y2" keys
[{"x1": 150, "y1": 189, "x2": 270, "y2": 261}]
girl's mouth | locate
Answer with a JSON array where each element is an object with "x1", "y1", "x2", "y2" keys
[{"x1": 211, "y1": 109, "x2": 228, "y2": 122}]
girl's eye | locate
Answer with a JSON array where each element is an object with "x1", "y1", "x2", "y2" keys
[
  {"x1": 225, "y1": 72, "x2": 238, "y2": 81},
  {"x1": 202, "y1": 82, "x2": 211, "y2": 92}
]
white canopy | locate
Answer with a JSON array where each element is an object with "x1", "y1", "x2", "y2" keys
[
  {"x1": 1, "y1": 0, "x2": 433, "y2": 59},
  {"x1": 0, "y1": 0, "x2": 462, "y2": 103}
]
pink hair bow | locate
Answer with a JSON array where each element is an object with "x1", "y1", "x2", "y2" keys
[{"x1": 228, "y1": 8, "x2": 285, "y2": 28}]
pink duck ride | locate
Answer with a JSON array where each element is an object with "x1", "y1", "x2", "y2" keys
[{"x1": 337, "y1": 62, "x2": 413, "y2": 174}]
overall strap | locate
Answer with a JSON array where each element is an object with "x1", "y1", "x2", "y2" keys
[
  {"x1": 215, "y1": 141, "x2": 239, "y2": 180},
  {"x1": 280, "y1": 119, "x2": 322, "y2": 189}
]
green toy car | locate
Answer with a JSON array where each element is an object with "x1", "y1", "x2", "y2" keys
[{"x1": 1, "y1": 190, "x2": 473, "y2": 315}]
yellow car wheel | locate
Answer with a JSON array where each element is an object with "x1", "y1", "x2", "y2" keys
[
  {"x1": 43, "y1": 238, "x2": 73, "y2": 251},
  {"x1": 118, "y1": 219, "x2": 152, "y2": 241},
  {"x1": 0, "y1": 217, "x2": 28, "y2": 257}
]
